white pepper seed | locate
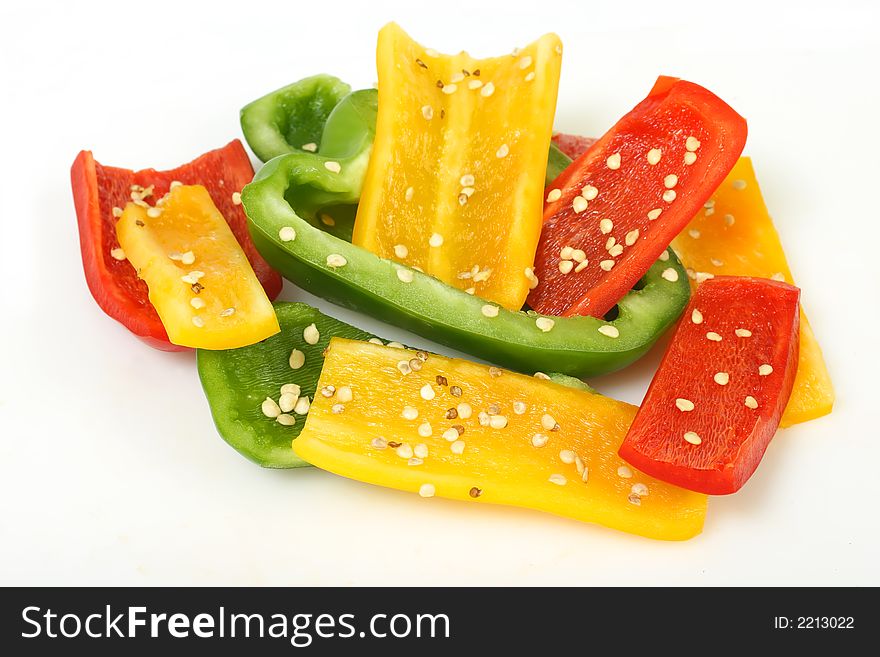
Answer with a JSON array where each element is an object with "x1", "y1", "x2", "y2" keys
[
  {"x1": 531, "y1": 433, "x2": 549, "y2": 447},
  {"x1": 559, "y1": 449, "x2": 576, "y2": 464},
  {"x1": 289, "y1": 349, "x2": 305, "y2": 369},
  {"x1": 303, "y1": 323, "x2": 320, "y2": 345},
  {"x1": 261, "y1": 397, "x2": 281, "y2": 418}
]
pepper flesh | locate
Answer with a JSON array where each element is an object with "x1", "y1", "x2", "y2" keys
[
  {"x1": 529, "y1": 76, "x2": 747, "y2": 318},
  {"x1": 116, "y1": 185, "x2": 279, "y2": 349},
  {"x1": 70, "y1": 141, "x2": 281, "y2": 350},
  {"x1": 619, "y1": 277, "x2": 800, "y2": 495},
  {"x1": 670, "y1": 157, "x2": 834, "y2": 427},
  {"x1": 199, "y1": 303, "x2": 604, "y2": 469},
  {"x1": 293, "y1": 338, "x2": 707, "y2": 540},
  {"x1": 197, "y1": 303, "x2": 376, "y2": 467},
  {"x1": 352, "y1": 23, "x2": 563, "y2": 309},
  {"x1": 235, "y1": 71, "x2": 585, "y2": 246},
  {"x1": 550, "y1": 132, "x2": 596, "y2": 160},
  {"x1": 240, "y1": 75, "x2": 353, "y2": 163},
  {"x1": 242, "y1": 84, "x2": 691, "y2": 378}
]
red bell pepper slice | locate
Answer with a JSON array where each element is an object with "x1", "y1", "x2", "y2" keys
[
  {"x1": 618, "y1": 276, "x2": 800, "y2": 495},
  {"x1": 551, "y1": 132, "x2": 595, "y2": 161},
  {"x1": 529, "y1": 76, "x2": 747, "y2": 318},
  {"x1": 71, "y1": 140, "x2": 282, "y2": 351}
]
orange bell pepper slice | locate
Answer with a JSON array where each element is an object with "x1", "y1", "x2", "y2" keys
[{"x1": 671, "y1": 157, "x2": 833, "y2": 426}]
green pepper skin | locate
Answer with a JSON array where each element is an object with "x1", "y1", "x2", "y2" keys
[
  {"x1": 249, "y1": 87, "x2": 377, "y2": 243},
  {"x1": 243, "y1": 161, "x2": 689, "y2": 377},
  {"x1": 200, "y1": 302, "x2": 608, "y2": 469},
  {"x1": 241, "y1": 78, "x2": 690, "y2": 379},
  {"x1": 240, "y1": 75, "x2": 352, "y2": 163},
  {"x1": 547, "y1": 372, "x2": 598, "y2": 394},
  {"x1": 545, "y1": 142, "x2": 572, "y2": 186},
  {"x1": 197, "y1": 302, "x2": 375, "y2": 468}
]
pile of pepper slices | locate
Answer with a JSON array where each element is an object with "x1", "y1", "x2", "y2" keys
[{"x1": 71, "y1": 23, "x2": 834, "y2": 540}]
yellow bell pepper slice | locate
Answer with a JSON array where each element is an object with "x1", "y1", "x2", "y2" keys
[
  {"x1": 116, "y1": 185, "x2": 280, "y2": 349},
  {"x1": 352, "y1": 23, "x2": 562, "y2": 310},
  {"x1": 671, "y1": 157, "x2": 834, "y2": 427},
  {"x1": 293, "y1": 338, "x2": 707, "y2": 540}
]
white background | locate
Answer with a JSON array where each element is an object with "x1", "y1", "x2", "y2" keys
[{"x1": 1, "y1": 0, "x2": 877, "y2": 586}]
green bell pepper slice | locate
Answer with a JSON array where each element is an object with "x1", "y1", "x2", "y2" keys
[
  {"x1": 546, "y1": 139, "x2": 574, "y2": 186},
  {"x1": 240, "y1": 75, "x2": 353, "y2": 163},
  {"x1": 199, "y1": 302, "x2": 604, "y2": 468},
  {"x1": 197, "y1": 302, "x2": 377, "y2": 467},
  {"x1": 240, "y1": 77, "x2": 690, "y2": 378}
]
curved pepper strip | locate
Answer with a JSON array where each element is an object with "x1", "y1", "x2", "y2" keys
[
  {"x1": 252, "y1": 87, "x2": 379, "y2": 244},
  {"x1": 244, "y1": 160, "x2": 689, "y2": 377},
  {"x1": 241, "y1": 88, "x2": 690, "y2": 378},
  {"x1": 240, "y1": 75, "x2": 354, "y2": 163},
  {"x1": 529, "y1": 76, "x2": 747, "y2": 319},
  {"x1": 293, "y1": 337, "x2": 707, "y2": 540}
]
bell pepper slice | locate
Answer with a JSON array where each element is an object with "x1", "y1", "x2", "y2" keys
[
  {"x1": 619, "y1": 277, "x2": 800, "y2": 495},
  {"x1": 116, "y1": 185, "x2": 279, "y2": 349},
  {"x1": 242, "y1": 83, "x2": 691, "y2": 378},
  {"x1": 528, "y1": 76, "x2": 747, "y2": 318},
  {"x1": 670, "y1": 157, "x2": 834, "y2": 427},
  {"x1": 247, "y1": 84, "x2": 380, "y2": 244},
  {"x1": 197, "y1": 303, "x2": 377, "y2": 467},
  {"x1": 71, "y1": 141, "x2": 282, "y2": 350},
  {"x1": 199, "y1": 303, "x2": 603, "y2": 469},
  {"x1": 245, "y1": 164, "x2": 689, "y2": 377},
  {"x1": 239, "y1": 75, "x2": 576, "y2": 216},
  {"x1": 351, "y1": 23, "x2": 563, "y2": 310},
  {"x1": 240, "y1": 75, "x2": 353, "y2": 163},
  {"x1": 545, "y1": 141, "x2": 575, "y2": 187},
  {"x1": 293, "y1": 337, "x2": 707, "y2": 540}
]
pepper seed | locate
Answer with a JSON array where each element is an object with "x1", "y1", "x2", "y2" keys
[
  {"x1": 303, "y1": 323, "x2": 320, "y2": 345},
  {"x1": 289, "y1": 349, "x2": 305, "y2": 369}
]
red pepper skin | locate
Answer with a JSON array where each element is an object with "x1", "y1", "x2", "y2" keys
[
  {"x1": 551, "y1": 133, "x2": 595, "y2": 161},
  {"x1": 530, "y1": 77, "x2": 747, "y2": 318},
  {"x1": 618, "y1": 277, "x2": 800, "y2": 495},
  {"x1": 71, "y1": 141, "x2": 281, "y2": 350}
]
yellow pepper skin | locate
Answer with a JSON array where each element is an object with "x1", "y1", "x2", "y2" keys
[
  {"x1": 293, "y1": 338, "x2": 707, "y2": 540},
  {"x1": 352, "y1": 23, "x2": 562, "y2": 310},
  {"x1": 116, "y1": 185, "x2": 280, "y2": 349},
  {"x1": 671, "y1": 158, "x2": 834, "y2": 427}
]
